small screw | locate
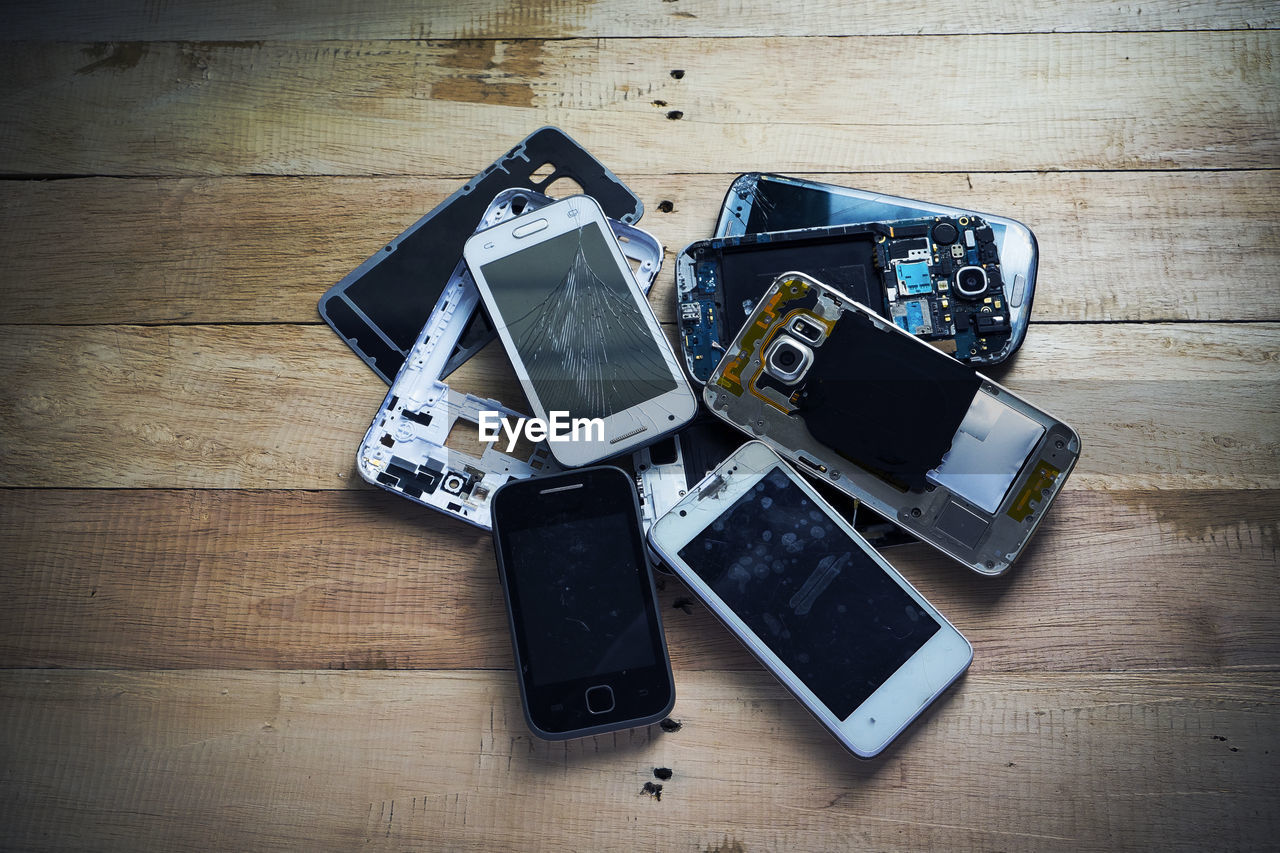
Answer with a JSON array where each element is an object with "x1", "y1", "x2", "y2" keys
[{"x1": 911, "y1": 507, "x2": 921, "y2": 517}]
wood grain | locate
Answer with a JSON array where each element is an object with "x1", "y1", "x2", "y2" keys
[
  {"x1": 4, "y1": 0, "x2": 1276, "y2": 39},
  {"x1": 0, "y1": 488, "x2": 1275, "y2": 673},
  {"x1": 1, "y1": 34, "x2": 1276, "y2": 176},
  {"x1": 1, "y1": 669, "x2": 1275, "y2": 852},
  {"x1": 3, "y1": 170, "x2": 1278, "y2": 325},
  {"x1": 1, "y1": 323, "x2": 1274, "y2": 490},
  {"x1": 1, "y1": 7, "x2": 1277, "y2": 850}
]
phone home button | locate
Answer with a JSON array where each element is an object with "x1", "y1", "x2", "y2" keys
[{"x1": 585, "y1": 685, "x2": 615, "y2": 715}]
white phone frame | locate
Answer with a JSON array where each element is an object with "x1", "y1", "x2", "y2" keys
[
  {"x1": 648, "y1": 441, "x2": 972, "y2": 758},
  {"x1": 464, "y1": 195, "x2": 697, "y2": 467}
]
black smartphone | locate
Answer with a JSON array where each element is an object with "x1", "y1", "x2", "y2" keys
[{"x1": 489, "y1": 466, "x2": 675, "y2": 739}]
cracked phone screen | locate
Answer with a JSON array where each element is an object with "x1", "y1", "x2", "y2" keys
[
  {"x1": 479, "y1": 219, "x2": 676, "y2": 420},
  {"x1": 678, "y1": 466, "x2": 940, "y2": 719}
]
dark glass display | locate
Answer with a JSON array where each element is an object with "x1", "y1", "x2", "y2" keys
[
  {"x1": 679, "y1": 467, "x2": 940, "y2": 718},
  {"x1": 506, "y1": 508, "x2": 658, "y2": 686}
]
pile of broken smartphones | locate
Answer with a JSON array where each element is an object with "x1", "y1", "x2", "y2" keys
[{"x1": 320, "y1": 127, "x2": 1081, "y2": 753}]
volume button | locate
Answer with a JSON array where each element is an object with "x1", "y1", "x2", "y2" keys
[{"x1": 1010, "y1": 273, "x2": 1027, "y2": 308}]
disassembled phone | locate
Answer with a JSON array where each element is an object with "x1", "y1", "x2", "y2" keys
[
  {"x1": 492, "y1": 466, "x2": 675, "y2": 740},
  {"x1": 356, "y1": 189, "x2": 663, "y2": 530},
  {"x1": 465, "y1": 195, "x2": 698, "y2": 467},
  {"x1": 704, "y1": 272, "x2": 1080, "y2": 576},
  {"x1": 644, "y1": 172, "x2": 1039, "y2": 545},
  {"x1": 320, "y1": 127, "x2": 644, "y2": 384},
  {"x1": 649, "y1": 441, "x2": 971, "y2": 758},
  {"x1": 712, "y1": 172, "x2": 1038, "y2": 367},
  {"x1": 677, "y1": 217, "x2": 1012, "y2": 384}
]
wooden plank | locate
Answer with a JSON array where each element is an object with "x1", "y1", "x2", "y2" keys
[
  {"x1": 1, "y1": 323, "x2": 1274, "y2": 490},
  {"x1": 4, "y1": 0, "x2": 1276, "y2": 40},
  {"x1": 0, "y1": 488, "x2": 1275, "y2": 672},
  {"x1": 0, "y1": 669, "x2": 1275, "y2": 851},
  {"x1": 1, "y1": 34, "x2": 1276, "y2": 176},
  {"x1": 3, "y1": 170, "x2": 1278, "y2": 324}
]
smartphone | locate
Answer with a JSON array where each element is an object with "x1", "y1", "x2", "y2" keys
[
  {"x1": 676, "y1": 216, "x2": 1014, "y2": 384},
  {"x1": 490, "y1": 467, "x2": 676, "y2": 739},
  {"x1": 704, "y1": 271, "x2": 1080, "y2": 576},
  {"x1": 355, "y1": 188, "x2": 665, "y2": 531},
  {"x1": 649, "y1": 441, "x2": 971, "y2": 758},
  {"x1": 714, "y1": 173, "x2": 1038, "y2": 367},
  {"x1": 464, "y1": 195, "x2": 698, "y2": 467}
]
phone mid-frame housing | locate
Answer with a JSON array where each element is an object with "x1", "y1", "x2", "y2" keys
[
  {"x1": 703, "y1": 272, "x2": 1080, "y2": 576},
  {"x1": 355, "y1": 189, "x2": 664, "y2": 530}
]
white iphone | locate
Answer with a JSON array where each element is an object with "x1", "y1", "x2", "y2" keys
[
  {"x1": 649, "y1": 441, "x2": 972, "y2": 758},
  {"x1": 464, "y1": 195, "x2": 697, "y2": 467}
]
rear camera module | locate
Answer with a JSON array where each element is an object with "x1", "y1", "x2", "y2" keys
[
  {"x1": 955, "y1": 265, "x2": 989, "y2": 297},
  {"x1": 764, "y1": 336, "x2": 814, "y2": 384}
]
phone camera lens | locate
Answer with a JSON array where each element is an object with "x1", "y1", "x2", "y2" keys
[
  {"x1": 765, "y1": 337, "x2": 813, "y2": 384},
  {"x1": 955, "y1": 265, "x2": 988, "y2": 297}
]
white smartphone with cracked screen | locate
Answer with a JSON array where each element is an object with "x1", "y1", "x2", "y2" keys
[
  {"x1": 649, "y1": 441, "x2": 971, "y2": 759},
  {"x1": 464, "y1": 195, "x2": 697, "y2": 467}
]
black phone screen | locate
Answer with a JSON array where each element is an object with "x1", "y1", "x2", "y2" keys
[
  {"x1": 506, "y1": 508, "x2": 658, "y2": 685},
  {"x1": 479, "y1": 220, "x2": 677, "y2": 420},
  {"x1": 678, "y1": 466, "x2": 940, "y2": 719},
  {"x1": 495, "y1": 468, "x2": 663, "y2": 688}
]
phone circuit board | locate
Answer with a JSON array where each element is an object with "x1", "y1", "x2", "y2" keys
[{"x1": 676, "y1": 217, "x2": 1012, "y2": 383}]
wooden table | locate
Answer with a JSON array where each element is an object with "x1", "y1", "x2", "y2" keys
[{"x1": 2, "y1": 3, "x2": 1277, "y2": 850}]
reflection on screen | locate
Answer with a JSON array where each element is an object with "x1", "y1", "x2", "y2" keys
[
  {"x1": 678, "y1": 468, "x2": 940, "y2": 718},
  {"x1": 480, "y1": 221, "x2": 676, "y2": 420}
]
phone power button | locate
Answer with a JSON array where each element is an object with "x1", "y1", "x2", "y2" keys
[{"x1": 585, "y1": 685, "x2": 615, "y2": 714}]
